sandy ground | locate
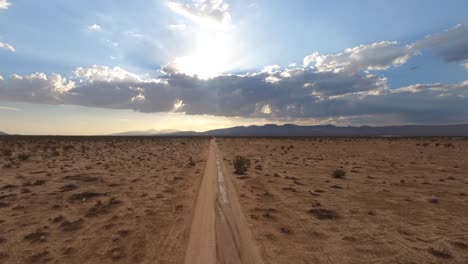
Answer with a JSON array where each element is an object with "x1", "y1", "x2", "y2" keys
[
  {"x1": 0, "y1": 136, "x2": 209, "y2": 264},
  {"x1": 2, "y1": 136, "x2": 468, "y2": 264},
  {"x1": 217, "y1": 137, "x2": 468, "y2": 264}
]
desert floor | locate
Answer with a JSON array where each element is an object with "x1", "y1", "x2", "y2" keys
[
  {"x1": 0, "y1": 136, "x2": 209, "y2": 264},
  {"x1": 1, "y1": 137, "x2": 468, "y2": 264},
  {"x1": 217, "y1": 137, "x2": 468, "y2": 264}
]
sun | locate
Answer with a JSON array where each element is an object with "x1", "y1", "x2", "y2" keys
[{"x1": 172, "y1": 27, "x2": 233, "y2": 79}]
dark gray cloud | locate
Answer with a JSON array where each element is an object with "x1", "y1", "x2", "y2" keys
[
  {"x1": 0, "y1": 73, "x2": 73, "y2": 104},
  {"x1": 1, "y1": 65, "x2": 467, "y2": 124},
  {"x1": 414, "y1": 24, "x2": 468, "y2": 62}
]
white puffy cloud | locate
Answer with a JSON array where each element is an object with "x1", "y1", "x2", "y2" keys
[
  {"x1": 88, "y1": 24, "x2": 102, "y2": 31},
  {"x1": 168, "y1": 0, "x2": 231, "y2": 25},
  {"x1": 0, "y1": 0, "x2": 11, "y2": 9},
  {"x1": 74, "y1": 65, "x2": 142, "y2": 83},
  {"x1": 0, "y1": 42, "x2": 15, "y2": 52},
  {"x1": 304, "y1": 41, "x2": 415, "y2": 74},
  {"x1": 261, "y1": 65, "x2": 281, "y2": 74},
  {"x1": 303, "y1": 24, "x2": 468, "y2": 74},
  {"x1": 131, "y1": 93, "x2": 145, "y2": 102}
]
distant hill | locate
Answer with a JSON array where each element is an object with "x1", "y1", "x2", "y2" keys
[
  {"x1": 0, "y1": 131, "x2": 8, "y2": 135},
  {"x1": 111, "y1": 129, "x2": 179, "y2": 136},
  {"x1": 167, "y1": 124, "x2": 468, "y2": 137}
]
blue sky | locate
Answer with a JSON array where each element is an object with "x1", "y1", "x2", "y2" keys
[{"x1": 0, "y1": 0, "x2": 467, "y2": 134}]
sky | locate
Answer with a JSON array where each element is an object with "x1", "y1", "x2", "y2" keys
[{"x1": 0, "y1": 0, "x2": 467, "y2": 135}]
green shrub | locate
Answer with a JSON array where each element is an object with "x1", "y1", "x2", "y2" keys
[
  {"x1": 233, "y1": 155, "x2": 251, "y2": 175},
  {"x1": 332, "y1": 169, "x2": 346, "y2": 179},
  {"x1": 18, "y1": 153, "x2": 31, "y2": 161}
]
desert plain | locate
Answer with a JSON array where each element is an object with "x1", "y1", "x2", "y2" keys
[{"x1": 1, "y1": 136, "x2": 468, "y2": 263}]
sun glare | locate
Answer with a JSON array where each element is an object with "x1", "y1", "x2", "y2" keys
[
  {"x1": 173, "y1": 27, "x2": 234, "y2": 79},
  {"x1": 166, "y1": 0, "x2": 237, "y2": 79}
]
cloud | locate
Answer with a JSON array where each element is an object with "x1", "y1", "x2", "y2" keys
[
  {"x1": 124, "y1": 30, "x2": 144, "y2": 39},
  {"x1": 344, "y1": 82, "x2": 468, "y2": 123},
  {"x1": 304, "y1": 41, "x2": 415, "y2": 74},
  {"x1": 73, "y1": 65, "x2": 142, "y2": 83},
  {"x1": 261, "y1": 65, "x2": 281, "y2": 74},
  {"x1": 0, "y1": 0, "x2": 11, "y2": 9},
  {"x1": 0, "y1": 106, "x2": 19, "y2": 111},
  {"x1": 0, "y1": 42, "x2": 15, "y2": 52},
  {"x1": 106, "y1": 40, "x2": 119, "y2": 47},
  {"x1": 168, "y1": 23, "x2": 187, "y2": 31},
  {"x1": 168, "y1": 0, "x2": 231, "y2": 25},
  {"x1": 88, "y1": 24, "x2": 102, "y2": 31},
  {"x1": 414, "y1": 24, "x2": 468, "y2": 63},
  {"x1": 303, "y1": 24, "x2": 468, "y2": 73},
  {"x1": 1, "y1": 64, "x2": 467, "y2": 124},
  {"x1": 1, "y1": 25, "x2": 468, "y2": 125},
  {"x1": 0, "y1": 73, "x2": 74, "y2": 104}
]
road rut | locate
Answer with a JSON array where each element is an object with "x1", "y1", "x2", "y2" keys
[{"x1": 184, "y1": 139, "x2": 263, "y2": 264}]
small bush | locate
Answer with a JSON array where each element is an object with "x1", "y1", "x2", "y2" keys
[
  {"x1": 60, "y1": 184, "x2": 78, "y2": 192},
  {"x1": 18, "y1": 153, "x2": 31, "y2": 161},
  {"x1": 428, "y1": 247, "x2": 452, "y2": 259},
  {"x1": 33, "y1": 180, "x2": 46, "y2": 186},
  {"x1": 188, "y1": 156, "x2": 195, "y2": 167},
  {"x1": 308, "y1": 208, "x2": 339, "y2": 220},
  {"x1": 1, "y1": 149, "x2": 12, "y2": 156},
  {"x1": 60, "y1": 219, "x2": 83, "y2": 232},
  {"x1": 69, "y1": 192, "x2": 105, "y2": 201},
  {"x1": 332, "y1": 169, "x2": 346, "y2": 179},
  {"x1": 444, "y1": 143, "x2": 455, "y2": 148},
  {"x1": 233, "y1": 156, "x2": 251, "y2": 175},
  {"x1": 24, "y1": 179, "x2": 46, "y2": 186},
  {"x1": 63, "y1": 145, "x2": 75, "y2": 151}
]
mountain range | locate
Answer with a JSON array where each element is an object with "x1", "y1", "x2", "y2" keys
[
  {"x1": 166, "y1": 124, "x2": 468, "y2": 137},
  {"x1": 110, "y1": 129, "x2": 179, "y2": 136},
  {"x1": 3, "y1": 124, "x2": 468, "y2": 136},
  {"x1": 0, "y1": 131, "x2": 8, "y2": 135}
]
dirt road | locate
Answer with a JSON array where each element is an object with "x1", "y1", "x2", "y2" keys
[{"x1": 184, "y1": 139, "x2": 263, "y2": 264}]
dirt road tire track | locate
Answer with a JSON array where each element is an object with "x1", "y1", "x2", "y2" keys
[
  {"x1": 184, "y1": 140, "x2": 218, "y2": 264},
  {"x1": 184, "y1": 139, "x2": 263, "y2": 264}
]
